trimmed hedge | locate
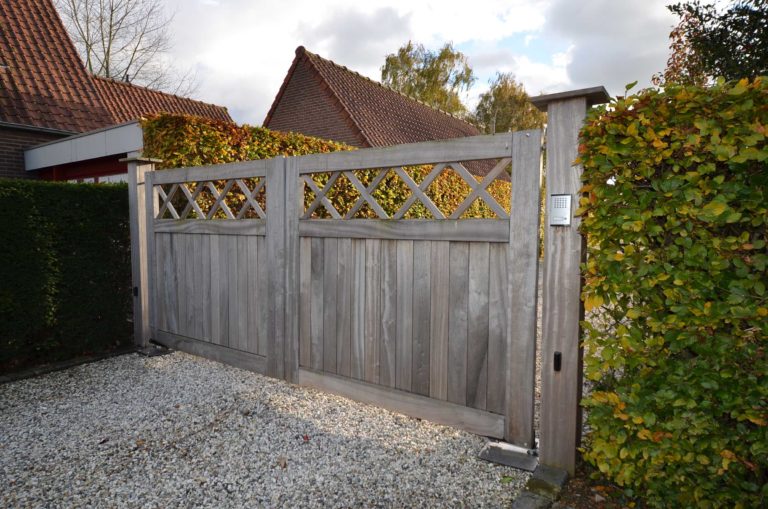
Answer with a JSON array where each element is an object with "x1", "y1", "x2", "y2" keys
[
  {"x1": 141, "y1": 114, "x2": 511, "y2": 219},
  {"x1": 0, "y1": 180, "x2": 132, "y2": 372},
  {"x1": 578, "y1": 78, "x2": 767, "y2": 507}
]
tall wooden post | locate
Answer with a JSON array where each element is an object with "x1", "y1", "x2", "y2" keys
[
  {"x1": 124, "y1": 152, "x2": 162, "y2": 348},
  {"x1": 531, "y1": 87, "x2": 609, "y2": 474}
]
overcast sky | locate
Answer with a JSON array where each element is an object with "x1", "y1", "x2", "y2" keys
[{"x1": 162, "y1": 0, "x2": 678, "y2": 125}]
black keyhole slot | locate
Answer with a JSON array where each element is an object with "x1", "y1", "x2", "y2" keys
[{"x1": 554, "y1": 351, "x2": 562, "y2": 372}]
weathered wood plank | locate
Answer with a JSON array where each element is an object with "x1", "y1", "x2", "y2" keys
[
  {"x1": 350, "y1": 239, "x2": 366, "y2": 380},
  {"x1": 448, "y1": 242, "x2": 469, "y2": 406},
  {"x1": 487, "y1": 243, "x2": 508, "y2": 415},
  {"x1": 246, "y1": 236, "x2": 258, "y2": 352},
  {"x1": 299, "y1": 237, "x2": 311, "y2": 367},
  {"x1": 298, "y1": 368, "x2": 504, "y2": 439},
  {"x1": 396, "y1": 240, "x2": 413, "y2": 392},
  {"x1": 175, "y1": 234, "x2": 187, "y2": 338},
  {"x1": 201, "y1": 234, "x2": 211, "y2": 342},
  {"x1": 310, "y1": 237, "x2": 324, "y2": 371},
  {"x1": 539, "y1": 99, "x2": 588, "y2": 474},
  {"x1": 154, "y1": 233, "x2": 167, "y2": 333},
  {"x1": 296, "y1": 133, "x2": 513, "y2": 173},
  {"x1": 209, "y1": 234, "x2": 221, "y2": 344},
  {"x1": 162, "y1": 233, "x2": 179, "y2": 334},
  {"x1": 236, "y1": 235, "x2": 250, "y2": 352},
  {"x1": 155, "y1": 330, "x2": 266, "y2": 375},
  {"x1": 227, "y1": 235, "x2": 240, "y2": 350},
  {"x1": 412, "y1": 240, "x2": 431, "y2": 396},
  {"x1": 257, "y1": 236, "x2": 268, "y2": 356},
  {"x1": 265, "y1": 157, "x2": 286, "y2": 379},
  {"x1": 323, "y1": 237, "x2": 338, "y2": 373},
  {"x1": 364, "y1": 239, "x2": 381, "y2": 384},
  {"x1": 151, "y1": 159, "x2": 268, "y2": 185},
  {"x1": 507, "y1": 129, "x2": 544, "y2": 449},
  {"x1": 218, "y1": 234, "x2": 230, "y2": 347},
  {"x1": 153, "y1": 219, "x2": 266, "y2": 236},
  {"x1": 380, "y1": 240, "x2": 397, "y2": 388},
  {"x1": 283, "y1": 157, "x2": 301, "y2": 383},
  {"x1": 467, "y1": 242, "x2": 490, "y2": 410},
  {"x1": 299, "y1": 219, "x2": 508, "y2": 243},
  {"x1": 336, "y1": 238, "x2": 353, "y2": 378},
  {"x1": 193, "y1": 234, "x2": 204, "y2": 340},
  {"x1": 429, "y1": 241, "x2": 450, "y2": 401}
]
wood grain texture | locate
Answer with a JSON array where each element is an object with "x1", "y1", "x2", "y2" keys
[
  {"x1": 467, "y1": 242, "x2": 490, "y2": 410},
  {"x1": 175, "y1": 233, "x2": 187, "y2": 338},
  {"x1": 429, "y1": 241, "x2": 450, "y2": 400},
  {"x1": 257, "y1": 237, "x2": 268, "y2": 356},
  {"x1": 201, "y1": 234, "x2": 211, "y2": 342},
  {"x1": 217, "y1": 234, "x2": 230, "y2": 347},
  {"x1": 236, "y1": 236, "x2": 250, "y2": 352},
  {"x1": 265, "y1": 157, "x2": 286, "y2": 379},
  {"x1": 323, "y1": 237, "x2": 338, "y2": 373},
  {"x1": 310, "y1": 237, "x2": 324, "y2": 371},
  {"x1": 299, "y1": 237, "x2": 312, "y2": 367},
  {"x1": 487, "y1": 244, "x2": 508, "y2": 415},
  {"x1": 155, "y1": 330, "x2": 266, "y2": 374},
  {"x1": 412, "y1": 241, "x2": 431, "y2": 396},
  {"x1": 364, "y1": 239, "x2": 381, "y2": 384},
  {"x1": 380, "y1": 240, "x2": 397, "y2": 388},
  {"x1": 154, "y1": 233, "x2": 167, "y2": 333},
  {"x1": 246, "y1": 236, "x2": 258, "y2": 352},
  {"x1": 396, "y1": 240, "x2": 413, "y2": 392},
  {"x1": 154, "y1": 219, "x2": 266, "y2": 236},
  {"x1": 350, "y1": 239, "x2": 366, "y2": 380},
  {"x1": 506, "y1": 129, "x2": 543, "y2": 448},
  {"x1": 283, "y1": 157, "x2": 301, "y2": 383},
  {"x1": 227, "y1": 235, "x2": 240, "y2": 350},
  {"x1": 209, "y1": 234, "x2": 221, "y2": 344},
  {"x1": 336, "y1": 238, "x2": 353, "y2": 377},
  {"x1": 299, "y1": 219, "x2": 507, "y2": 243},
  {"x1": 299, "y1": 368, "x2": 505, "y2": 439},
  {"x1": 151, "y1": 159, "x2": 268, "y2": 185},
  {"x1": 448, "y1": 242, "x2": 469, "y2": 405},
  {"x1": 539, "y1": 99, "x2": 587, "y2": 474},
  {"x1": 192, "y1": 234, "x2": 204, "y2": 340}
]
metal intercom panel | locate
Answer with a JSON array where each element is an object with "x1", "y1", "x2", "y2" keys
[{"x1": 549, "y1": 194, "x2": 572, "y2": 226}]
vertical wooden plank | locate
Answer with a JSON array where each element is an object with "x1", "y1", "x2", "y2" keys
[
  {"x1": 176, "y1": 234, "x2": 187, "y2": 338},
  {"x1": 323, "y1": 237, "x2": 338, "y2": 373},
  {"x1": 487, "y1": 243, "x2": 508, "y2": 415},
  {"x1": 364, "y1": 239, "x2": 381, "y2": 384},
  {"x1": 412, "y1": 240, "x2": 431, "y2": 396},
  {"x1": 128, "y1": 157, "x2": 154, "y2": 347},
  {"x1": 193, "y1": 234, "x2": 204, "y2": 340},
  {"x1": 284, "y1": 157, "x2": 301, "y2": 383},
  {"x1": 429, "y1": 241, "x2": 450, "y2": 401},
  {"x1": 228, "y1": 235, "x2": 240, "y2": 349},
  {"x1": 538, "y1": 98, "x2": 591, "y2": 474},
  {"x1": 257, "y1": 236, "x2": 268, "y2": 356},
  {"x1": 201, "y1": 234, "x2": 211, "y2": 342},
  {"x1": 299, "y1": 237, "x2": 312, "y2": 367},
  {"x1": 396, "y1": 240, "x2": 413, "y2": 392},
  {"x1": 507, "y1": 129, "x2": 544, "y2": 450},
  {"x1": 210, "y1": 234, "x2": 221, "y2": 344},
  {"x1": 218, "y1": 234, "x2": 230, "y2": 347},
  {"x1": 237, "y1": 235, "x2": 249, "y2": 352},
  {"x1": 336, "y1": 237, "x2": 353, "y2": 378},
  {"x1": 246, "y1": 235, "x2": 258, "y2": 353},
  {"x1": 350, "y1": 239, "x2": 366, "y2": 380},
  {"x1": 467, "y1": 242, "x2": 490, "y2": 410},
  {"x1": 163, "y1": 233, "x2": 178, "y2": 334},
  {"x1": 266, "y1": 157, "x2": 286, "y2": 379},
  {"x1": 310, "y1": 237, "x2": 324, "y2": 371},
  {"x1": 380, "y1": 240, "x2": 397, "y2": 388},
  {"x1": 448, "y1": 242, "x2": 469, "y2": 406},
  {"x1": 185, "y1": 234, "x2": 196, "y2": 339},
  {"x1": 154, "y1": 233, "x2": 166, "y2": 333}
]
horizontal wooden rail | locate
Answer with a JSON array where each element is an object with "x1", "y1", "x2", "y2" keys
[
  {"x1": 154, "y1": 330, "x2": 267, "y2": 375},
  {"x1": 154, "y1": 219, "x2": 266, "y2": 236},
  {"x1": 298, "y1": 368, "x2": 505, "y2": 438},
  {"x1": 296, "y1": 133, "x2": 521, "y2": 173},
  {"x1": 152, "y1": 159, "x2": 269, "y2": 185},
  {"x1": 298, "y1": 219, "x2": 509, "y2": 242}
]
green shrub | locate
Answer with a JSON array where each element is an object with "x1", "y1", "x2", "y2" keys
[
  {"x1": 0, "y1": 180, "x2": 132, "y2": 372},
  {"x1": 578, "y1": 78, "x2": 767, "y2": 507}
]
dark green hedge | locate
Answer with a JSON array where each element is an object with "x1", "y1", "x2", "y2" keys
[
  {"x1": 578, "y1": 78, "x2": 767, "y2": 507},
  {"x1": 0, "y1": 180, "x2": 132, "y2": 372}
]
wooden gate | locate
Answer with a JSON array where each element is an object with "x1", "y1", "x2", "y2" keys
[{"x1": 128, "y1": 87, "x2": 607, "y2": 472}]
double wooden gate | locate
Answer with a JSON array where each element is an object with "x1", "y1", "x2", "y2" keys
[{"x1": 127, "y1": 86, "x2": 602, "y2": 472}]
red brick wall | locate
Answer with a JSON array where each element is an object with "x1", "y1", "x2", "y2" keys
[
  {"x1": 265, "y1": 59, "x2": 366, "y2": 147},
  {"x1": 0, "y1": 126, "x2": 66, "y2": 179}
]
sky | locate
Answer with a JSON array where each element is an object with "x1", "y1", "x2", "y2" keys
[{"x1": 162, "y1": 0, "x2": 679, "y2": 125}]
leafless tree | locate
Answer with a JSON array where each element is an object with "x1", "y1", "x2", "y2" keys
[{"x1": 54, "y1": 0, "x2": 198, "y2": 96}]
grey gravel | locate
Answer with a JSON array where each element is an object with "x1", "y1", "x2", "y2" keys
[{"x1": 1, "y1": 352, "x2": 529, "y2": 508}]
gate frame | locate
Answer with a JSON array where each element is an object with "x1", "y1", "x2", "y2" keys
[{"x1": 127, "y1": 86, "x2": 608, "y2": 475}]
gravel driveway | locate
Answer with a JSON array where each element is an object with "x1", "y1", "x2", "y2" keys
[{"x1": 1, "y1": 352, "x2": 529, "y2": 508}]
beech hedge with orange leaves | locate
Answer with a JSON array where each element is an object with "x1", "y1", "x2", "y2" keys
[
  {"x1": 140, "y1": 114, "x2": 511, "y2": 219},
  {"x1": 578, "y1": 78, "x2": 767, "y2": 507}
]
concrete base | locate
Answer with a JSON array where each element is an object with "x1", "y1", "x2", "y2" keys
[
  {"x1": 511, "y1": 464, "x2": 570, "y2": 509},
  {"x1": 479, "y1": 441, "x2": 538, "y2": 472}
]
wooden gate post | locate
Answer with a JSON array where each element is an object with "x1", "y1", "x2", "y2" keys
[
  {"x1": 124, "y1": 152, "x2": 161, "y2": 348},
  {"x1": 531, "y1": 87, "x2": 609, "y2": 474}
]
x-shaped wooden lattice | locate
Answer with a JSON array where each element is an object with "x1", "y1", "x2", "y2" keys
[
  {"x1": 301, "y1": 159, "x2": 511, "y2": 220},
  {"x1": 156, "y1": 179, "x2": 266, "y2": 220}
]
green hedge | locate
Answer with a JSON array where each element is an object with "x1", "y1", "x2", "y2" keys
[
  {"x1": 578, "y1": 78, "x2": 767, "y2": 507},
  {"x1": 0, "y1": 180, "x2": 132, "y2": 372}
]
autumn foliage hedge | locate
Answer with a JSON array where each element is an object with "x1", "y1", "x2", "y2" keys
[
  {"x1": 578, "y1": 78, "x2": 767, "y2": 507},
  {"x1": 141, "y1": 114, "x2": 510, "y2": 219}
]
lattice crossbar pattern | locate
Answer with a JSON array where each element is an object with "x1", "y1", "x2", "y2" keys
[
  {"x1": 156, "y1": 178, "x2": 266, "y2": 220},
  {"x1": 301, "y1": 159, "x2": 512, "y2": 220}
]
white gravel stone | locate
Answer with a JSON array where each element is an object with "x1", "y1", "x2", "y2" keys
[{"x1": 1, "y1": 352, "x2": 529, "y2": 508}]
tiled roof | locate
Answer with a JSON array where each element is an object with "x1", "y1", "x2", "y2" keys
[
  {"x1": 265, "y1": 46, "x2": 481, "y2": 148},
  {"x1": 0, "y1": 0, "x2": 230, "y2": 134}
]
